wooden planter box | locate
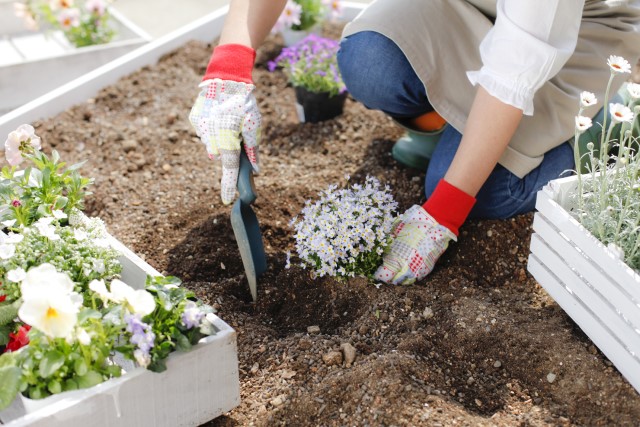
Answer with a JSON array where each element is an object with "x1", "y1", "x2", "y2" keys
[
  {"x1": 0, "y1": 0, "x2": 151, "y2": 114},
  {"x1": 0, "y1": 229, "x2": 240, "y2": 427},
  {"x1": 527, "y1": 174, "x2": 640, "y2": 394}
]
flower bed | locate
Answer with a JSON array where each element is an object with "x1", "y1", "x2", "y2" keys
[
  {"x1": 0, "y1": 127, "x2": 240, "y2": 425},
  {"x1": 528, "y1": 175, "x2": 640, "y2": 394},
  {"x1": 0, "y1": 1, "x2": 150, "y2": 114}
]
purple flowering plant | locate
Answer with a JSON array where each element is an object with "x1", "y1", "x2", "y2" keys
[
  {"x1": 289, "y1": 176, "x2": 398, "y2": 279},
  {"x1": 268, "y1": 34, "x2": 347, "y2": 97}
]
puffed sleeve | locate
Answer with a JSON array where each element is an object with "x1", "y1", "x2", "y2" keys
[{"x1": 467, "y1": 0, "x2": 584, "y2": 115}]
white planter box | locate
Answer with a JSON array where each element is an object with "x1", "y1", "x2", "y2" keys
[
  {"x1": 0, "y1": 229, "x2": 240, "y2": 427},
  {"x1": 0, "y1": 0, "x2": 151, "y2": 114},
  {"x1": 527, "y1": 174, "x2": 640, "y2": 394}
]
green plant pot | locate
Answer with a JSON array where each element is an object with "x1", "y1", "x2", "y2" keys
[{"x1": 294, "y1": 86, "x2": 347, "y2": 123}]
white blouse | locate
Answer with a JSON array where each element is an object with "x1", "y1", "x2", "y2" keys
[{"x1": 467, "y1": 0, "x2": 585, "y2": 115}]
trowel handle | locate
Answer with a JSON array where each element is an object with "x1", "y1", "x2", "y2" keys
[{"x1": 237, "y1": 149, "x2": 257, "y2": 205}]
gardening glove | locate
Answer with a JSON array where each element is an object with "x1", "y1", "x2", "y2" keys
[
  {"x1": 374, "y1": 205, "x2": 456, "y2": 285},
  {"x1": 375, "y1": 179, "x2": 476, "y2": 285},
  {"x1": 188, "y1": 44, "x2": 261, "y2": 205}
]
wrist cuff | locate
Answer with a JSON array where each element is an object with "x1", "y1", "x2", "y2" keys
[
  {"x1": 203, "y1": 44, "x2": 256, "y2": 84},
  {"x1": 422, "y1": 179, "x2": 476, "y2": 236}
]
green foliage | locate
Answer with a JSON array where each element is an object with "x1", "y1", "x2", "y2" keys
[
  {"x1": 141, "y1": 276, "x2": 215, "y2": 373},
  {"x1": 0, "y1": 150, "x2": 93, "y2": 228},
  {"x1": 23, "y1": 1, "x2": 115, "y2": 48},
  {"x1": 292, "y1": 0, "x2": 325, "y2": 31}
]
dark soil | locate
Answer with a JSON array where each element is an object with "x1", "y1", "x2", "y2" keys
[{"x1": 18, "y1": 25, "x2": 640, "y2": 426}]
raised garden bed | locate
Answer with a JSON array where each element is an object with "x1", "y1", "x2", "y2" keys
[
  {"x1": 2, "y1": 3, "x2": 640, "y2": 426},
  {"x1": 528, "y1": 174, "x2": 640, "y2": 395},
  {"x1": 0, "y1": 0, "x2": 151, "y2": 114},
  {"x1": 0, "y1": 229, "x2": 240, "y2": 427}
]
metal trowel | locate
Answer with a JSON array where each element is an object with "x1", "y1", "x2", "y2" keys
[{"x1": 230, "y1": 149, "x2": 267, "y2": 301}]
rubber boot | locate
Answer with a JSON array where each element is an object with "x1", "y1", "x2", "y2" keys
[{"x1": 391, "y1": 112, "x2": 447, "y2": 170}]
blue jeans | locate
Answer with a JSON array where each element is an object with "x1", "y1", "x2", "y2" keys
[{"x1": 337, "y1": 31, "x2": 574, "y2": 219}]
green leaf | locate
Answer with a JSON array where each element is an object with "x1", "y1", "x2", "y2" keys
[
  {"x1": 0, "y1": 301, "x2": 20, "y2": 326},
  {"x1": 47, "y1": 380, "x2": 62, "y2": 395},
  {"x1": 63, "y1": 379, "x2": 79, "y2": 392},
  {"x1": 0, "y1": 366, "x2": 21, "y2": 410},
  {"x1": 54, "y1": 196, "x2": 68, "y2": 210},
  {"x1": 39, "y1": 350, "x2": 66, "y2": 378},
  {"x1": 0, "y1": 325, "x2": 11, "y2": 346},
  {"x1": 175, "y1": 334, "x2": 191, "y2": 352},
  {"x1": 66, "y1": 160, "x2": 87, "y2": 171},
  {"x1": 73, "y1": 358, "x2": 88, "y2": 376},
  {"x1": 78, "y1": 309, "x2": 102, "y2": 324},
  {"x1": 76, "y1": 371, "x2": 104, "y2": 389}
]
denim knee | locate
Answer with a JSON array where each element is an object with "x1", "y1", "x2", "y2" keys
[{"x1": 338, "y1": 31, "x2": 430, "y2": 117}]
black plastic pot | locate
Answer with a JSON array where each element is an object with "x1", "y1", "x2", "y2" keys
[{"x1": 294, "y1": 86, "x2": 347, "y2": 123}]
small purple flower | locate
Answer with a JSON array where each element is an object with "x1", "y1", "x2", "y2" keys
[
  {"x1": 11, "y1": 199, "x2": 21, "y2": 207},
  {"x1": 181, "y1": 301, "x2": 204, "y2": 329},
  {"x1": 125, "y1": 313, "x2": 155, "y2": 366}
]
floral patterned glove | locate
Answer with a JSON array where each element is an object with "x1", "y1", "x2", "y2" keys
[
  {"x1": 189, "y1": 79, "x2": 261, "y2": 204},
  {"x1": 188, "y1": 44, "x2": 260, "y2": 205},
  {"x1": 374, "y1": 205, "x2": 456, "y2": 285}
]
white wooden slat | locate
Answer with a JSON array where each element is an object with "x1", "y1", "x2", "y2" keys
[
  {"x1": 528, "y1": 254, "x2": 640, "y2": 393},
  {"x1": 0, "y1": 39, "x2": 23, "y2": 66},
  {"x1": 532, "y1": 213, "x2": 640, "y2": 331},
  {"x1": 535, "y1": 188, "x2": 640, "y2": 299},
  {"x1": 530, "y1": 233, "x2": 640, "y2": 358}
]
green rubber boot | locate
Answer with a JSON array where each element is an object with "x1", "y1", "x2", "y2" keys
[{"x1": 391, "y1": 117, "x2": 446, "y2": 170}]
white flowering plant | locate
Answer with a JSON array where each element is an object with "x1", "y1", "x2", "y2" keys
[
  {"x1": 1, "y1": 124, "x2": 93, "y2": 228},
  {"x1": 0, "y1": 124, "x2": 218, "y2": 410},
  {"x1": 16, "y1": 0, "x2": 115, "y2": 48},
  {"x1": 289, "y1": 176, "x2": 398, "y2": 279},
  {"x1": 273, "y1": 0, "x2": 342, "y2": 33},
  {"x1": 572, "y1": 55, "x2": 640, "y2": 271},
  {"x1": 0, "y1": 213, "x2": 121, "y2": 351}
]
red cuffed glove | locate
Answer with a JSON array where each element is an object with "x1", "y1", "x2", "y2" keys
[
  {"x1": 374, "y1": 179, "x2": 475, "y2": 285},
  {"x1": 189, "y1": 44, "x2": 261, "y2": 205}
]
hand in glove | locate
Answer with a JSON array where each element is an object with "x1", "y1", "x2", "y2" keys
[
  {"x1": 374, "y1": 205, "x2": 456, "y2": 285},
  {"x1": 188, "y1": 44, "x2": 261, "y2": 205},
  {"x1": 375, "y1": 179, "x2": 476, "y2": 285}
]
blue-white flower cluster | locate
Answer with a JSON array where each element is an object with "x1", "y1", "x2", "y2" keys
[{"x1": 290, "y1": 176, "x2": 398, "y2": 279}]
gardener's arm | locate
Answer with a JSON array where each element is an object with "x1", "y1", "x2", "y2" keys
[
  {"x1": 220, "y1": 0, "x2": 287, "y2": 48},
  {"x1": 189, "y1": 0, "x2": 287, "y2": 205},
  {"x1": 375, "y1": 0, "x2": 585, "y2": 285},
  {"x1": 444, "y1": 86, "x2": 522, "y2": 196}
]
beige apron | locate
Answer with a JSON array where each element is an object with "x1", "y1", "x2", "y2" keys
[{"x1": 342, "y1": 0, "x2": 640, "y2": 178}]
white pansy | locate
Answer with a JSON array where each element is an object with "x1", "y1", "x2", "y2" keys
[
  {"x1": 18, "y1": 291, "x2": 79, "y2": 339},
  {"x1": 20, "y1": 264, "x2": 75, "y2": 301},
  {"x1": 4, "y1": 233, "x2": 24, "y2": 244},
  {"x1": 89, "y1": 279, "x2": 111, "y2": 300},
  {"x1": 6, "y1": 267, "x2": 26, "y2": 282},
  {"x1": 76, "y1": 328, "x2": 92, "y2": 345},
  {"x1": 0, "y1": 244, "x2": 16, "y2": 260},
  {"x1": 109, "y1": 279, "x2": 156, "y2": 316}
]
